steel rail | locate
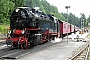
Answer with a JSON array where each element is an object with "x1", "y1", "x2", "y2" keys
[
  {"x1": 69, "y1": 43, "x2": 89, "y2": 60},
  {"x1": 85, "y1": 45, "x2": 89, "y2": 60}
]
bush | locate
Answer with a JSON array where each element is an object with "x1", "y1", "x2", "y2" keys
[{"x1": 0, "y1": 25, "x2": 7, "y2": 34}]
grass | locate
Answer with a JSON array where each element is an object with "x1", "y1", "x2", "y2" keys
[{"x1": 0, "y1": 24, "x2": 9, "y2": 34}]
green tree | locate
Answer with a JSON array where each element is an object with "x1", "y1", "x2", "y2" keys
[
  {"x1": 61, "y1": 12, "x2": 67, "y2": 19},
  {"x1": 24, "y1": 0, "x2": 32, "y2": 7},
  {"x1": 62, "y1": 12, "x2": 80, "y2": 27},
  {"x1": 11, "y1": 0, "x2": 24, "y2": 8},
  {"x1": 0, "y1": 0, "x2": 14, "y2": 23},
  {"x1": 87, "y1": 15, "x2": 90, "y2": 26}
]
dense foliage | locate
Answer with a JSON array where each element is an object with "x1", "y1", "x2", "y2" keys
[
  {"x1": 0, "y1": 0, "x2": 24, "y2": 24},
  {"x1": 62, "y1": 13, "x2": 80, "y2": 27},
  {"x1": 0, "y1": 0, "x2": 89, "y2": 27}
]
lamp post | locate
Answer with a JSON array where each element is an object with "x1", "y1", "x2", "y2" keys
[
  {"x1": 82, "y1": 19, "x2": 84, "y2": 32},
  {"x1": 65, "y1": 6, "x2": 70, "y2": 43},
  {"x1": 80, "y1": 13, "x2": 82, "y2": 35},
  {"x1": 80, "y1": 13, "x2": 84, "y2": 35}
]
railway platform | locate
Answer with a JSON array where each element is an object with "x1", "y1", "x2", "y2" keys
[
  {"x1": 18, "y1": 32, "x2": 90, "y2": 60},
  {"x1": 63, "y1": 31, "x2": 90, "y2": 42}
]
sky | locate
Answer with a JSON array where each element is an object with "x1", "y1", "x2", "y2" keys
[{"x1": 46, "y1": 0, "x2": 90, "y2": 18}]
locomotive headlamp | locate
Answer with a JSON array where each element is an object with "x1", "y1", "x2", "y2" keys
[
  {"x1": 16, "y1": 9, "x2": 20, "y2": 12},
  {"x1": 13, "y1": 29, "x2": 15, "y2": 33},
  {"x1": 8, "y1": 30, "x2": 11, "y2": 34},
  {"x1": 22, "y1": 30, "x2": 25, "y2": 34}
]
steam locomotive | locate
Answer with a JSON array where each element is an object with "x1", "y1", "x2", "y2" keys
[
  {"x1": 6, "y1": 7, "x2": 79, "y2": 49},
  {"x1": 6, "y1": 7, "x2": 59, "y2": 49}
]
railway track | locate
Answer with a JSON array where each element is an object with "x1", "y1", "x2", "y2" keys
[
  {"x1": 0, "y1": 35, "x2": 7, "y2": 47},
  {"x1": 69, "y1": 42, "x2": 89, "y2": 60},
  {"x1": 0, "y1": 41, "x2": 6, "y2": 46},
  {"x1": 0, "y1": 42, "x2": 53, "y2": 60}
]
